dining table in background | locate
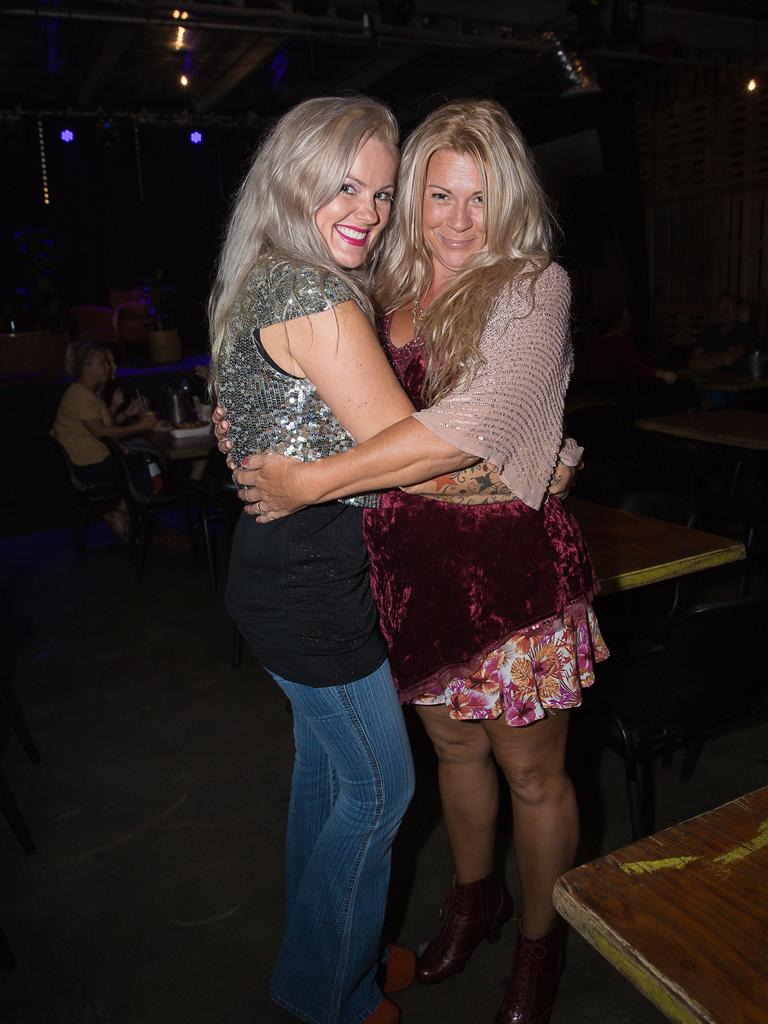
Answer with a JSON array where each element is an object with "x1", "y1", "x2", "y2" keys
[
  {"x1": 147, "y1": 428, "x2": 216, "y2": 462},
  {"x1": 634, "y1": 410, "x2": 768, "y2": 452},
  {"x1": 568, "y1": 497, "x2": 744, "y2": 594},
  {"x1": 675, "y1": 368, "x2": 768, "y2": 394},
  {"x1": 554, "y1": 785, "x2": 768, "y2": 1024}
]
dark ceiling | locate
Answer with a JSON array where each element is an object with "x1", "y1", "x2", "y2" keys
[{"x1": 1, "y1": 1, "x2": 768, "y2": 133}]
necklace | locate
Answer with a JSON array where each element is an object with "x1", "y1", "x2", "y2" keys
[{"x1": 411, "y1": 294, "x2": 428, "y2": 334}]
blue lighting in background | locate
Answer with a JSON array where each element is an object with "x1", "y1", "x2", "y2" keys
[
  {"x1": 271, "y1": 49, "x2": 289, "y2": 88},
  {"x1": 190, "y1": 130, "x2": 203, "y2": 144},
  {"x1": 60, "y1": 129, "x2": 74, "y2": 143}
]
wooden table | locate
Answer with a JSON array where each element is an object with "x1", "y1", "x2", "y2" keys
[
  {"x1": 554, "y1": 786, "x2": 768, "y2": 1024},
  {"x1": 568, "y1": 498, "x2": 744, "y2": 595},
  {"x1": 148, "y1": 429, "x2": 216, "y2": 461},
  {"x1": 635, "y1": 411, "x2": 768, "y2": 452}
]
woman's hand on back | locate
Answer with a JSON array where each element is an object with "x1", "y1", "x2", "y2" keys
[
  {"x1": 234, "y1": 453, "x2": 308, "y2": 521},
  {"x1": 213, "y1": 405, "x2": 236, "y2": 470}
]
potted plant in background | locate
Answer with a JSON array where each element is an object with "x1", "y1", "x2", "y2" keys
[
  {"x1": 1, "y1": 226, "x2": 67, "y2": 376},
  {"x1": 12, "y1": 226, "x2": 64, "y2": 332},
  {"x1": 143, "y1": 268, "x2": 181, "y2": 364}
]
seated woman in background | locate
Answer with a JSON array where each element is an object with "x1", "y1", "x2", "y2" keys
[{"x1": 52, "y1": 341, "x2": 158, "y2": 535}]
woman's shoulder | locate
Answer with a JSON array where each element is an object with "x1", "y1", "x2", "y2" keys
[
  {"x1": 495, "y1": 260, "x2": 570, "y2": 313},
  {"x1": 59, "y1": 381, "x2": 90, "y2": 404},
  {"x1": 246, "y1": 257, "x2": 356, "y2": 327},
  {"x1": 58, "y1": 382, "x2": 104, "y2": 417}
]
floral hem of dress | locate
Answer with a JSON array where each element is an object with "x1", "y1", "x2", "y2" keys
[{"x1": 411, "y1": 603, "x2": 608, "y2": 727}]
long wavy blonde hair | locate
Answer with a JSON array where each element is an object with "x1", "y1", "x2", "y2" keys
[
  {"x1": 374, "y1": 98, "x2": 556, "y2": 402},
  {"x1": 209, "y1": 95, "x2": 399, "y2": 385}
]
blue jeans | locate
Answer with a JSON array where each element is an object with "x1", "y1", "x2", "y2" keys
[{"x1": 269, "y1": 661, "x2": 415, "y2": 1024}]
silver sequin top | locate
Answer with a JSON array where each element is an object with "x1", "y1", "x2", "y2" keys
[{"x1": 217, "y1": 257, "x2": 377, "y2": 508}]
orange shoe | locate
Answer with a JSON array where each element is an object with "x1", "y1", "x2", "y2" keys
[
  {"x1": 365, "y1": 997, "x2": 400, "y2": 1023},
  {"x1": 382, "y1": 945, "x2": 416, "y2": 994}
]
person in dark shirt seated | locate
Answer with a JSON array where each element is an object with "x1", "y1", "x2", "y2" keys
[{"x1": 689, "y1": 294, "x2": 753, "y2": 372}]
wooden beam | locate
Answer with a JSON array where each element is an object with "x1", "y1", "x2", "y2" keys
[
  {"x1": 193, "y1": 36, "x2": 281, "y2": 113},
  {"x1": 338, "y1": 46, "x2": 424, "y2": 92},
  {"x1": 78, "y1": 26, "x2": 136, "y2": 107}
]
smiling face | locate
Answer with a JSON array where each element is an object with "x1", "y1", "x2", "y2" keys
[
  {"x1": 422, "y1": 149, "x2": 486, "y2": 276},
  {"x1": 315, "y1": 136, "x2": 397, "y2": 270}
]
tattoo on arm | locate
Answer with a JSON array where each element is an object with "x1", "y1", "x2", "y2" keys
[{"x1": 404, "y1": 461, "x2": 515, "y2": 504}]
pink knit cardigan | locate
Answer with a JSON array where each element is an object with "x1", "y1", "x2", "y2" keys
[{"x1": 413, "y1": 262, "x2": 579, "y2": 509}]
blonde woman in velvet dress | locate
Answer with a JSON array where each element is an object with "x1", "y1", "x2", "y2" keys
[{"x1": 226, "y1": 100, "x2": 607, "y2": 1024}]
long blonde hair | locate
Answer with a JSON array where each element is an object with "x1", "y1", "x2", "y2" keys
[
  {"x1": 209, "y1": 95, "x2": 399, "y2": 384},
  {"x1": 374, "y1": 98, "x2": 556, "y2": 402}
]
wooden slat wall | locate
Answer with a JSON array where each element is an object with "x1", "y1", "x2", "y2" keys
[{"x1": 638, "y1": 73, "x2": 768, "y2": 352}]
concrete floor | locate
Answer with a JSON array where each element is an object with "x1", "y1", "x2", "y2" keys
[{"x1": 1, "y1": 523, "x2": 766, "y2": 1024}]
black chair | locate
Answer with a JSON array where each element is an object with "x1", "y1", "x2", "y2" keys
[
  {"x1": 573, "y1": 458, "x2": 621, "y2": 506},
  {"x1": 0, "y1": 687, "x2": 41, "y2": 769},
  {"x1": 50, "y1": 439, "x2": 122, "y2": 557},
  {"x1": 102, "y1": 439, "x2": 200, "y2": 582},
  {"x1": 617, "y1": 489, "x2": 699, "y2": 641},
  {"x1": 607, "y1": 594, "x2": 768, "y2": 840},
  {"x1": 198, "y1": 454, "x2": 241, "y2": 595},
  {"x1": 0, "y1": 766, "x2": 35, "y2": 855},
  {"x1": 0, "y1": 924, "x2": 16, "y2": 971}
]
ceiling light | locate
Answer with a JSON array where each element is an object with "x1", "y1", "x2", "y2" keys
[{"x1": 541, "y1": 31, "x2": 601, "y2": 98}]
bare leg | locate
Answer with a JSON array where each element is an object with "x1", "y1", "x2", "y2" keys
[
  {"x1": 416, "y1": 705, "x2": 497, "y2": 883},
  {"x1": 486, "y1": 712, "x2": 577, "y2": 938}
]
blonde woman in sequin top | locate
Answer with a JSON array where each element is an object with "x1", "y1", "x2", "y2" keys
[
  {"x1": 207, "y1": 96, "x2": 503, "y2": 1024},
  {"x1": 229, "y1": 99, "x2": 607, "y2": 1024}
]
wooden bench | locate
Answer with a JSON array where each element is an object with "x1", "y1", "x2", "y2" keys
[{"x1": 554, "y1": 787, "x2": 768, "y2": 1023}]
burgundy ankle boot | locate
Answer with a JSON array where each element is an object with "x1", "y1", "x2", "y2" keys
[
  {"x1": 494, "y1": 922, "x2": 564, "y2": 1024},
  {"x1": 416, "y1": 870, "x2": 514, "y2": 985}
]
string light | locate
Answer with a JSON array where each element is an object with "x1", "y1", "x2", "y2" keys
[
  {"x1": 133, "y1": 119, "x2": 145, "y2": 203},
  {"x1": 174, "y1": 25, "x2": 186, "y2": 49},
  {"x1": 181, "y1": 10, "x2": 188, "y2": 19},
  {"x1": 746, "y1": 78, "x2": 758, "y2": 93},
  {"x1": 180, "y1": 74, "x2": 189, "y2": 87},
  {"x1": 37, "y1": 118, "x2": 50, "y2": 205},
  {"x1": 171, "y1": 9, "x2": 189, "y2": 18}
]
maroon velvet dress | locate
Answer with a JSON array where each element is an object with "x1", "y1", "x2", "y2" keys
[{"x1": 363, "y1": 316, "x2": 608, "y2": 726}]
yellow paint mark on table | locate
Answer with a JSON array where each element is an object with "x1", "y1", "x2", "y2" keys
[
  {"x1": 714, "y1": 817, "x2": 768, "y2": 867},
  {"x1": 621, "y1": 855, "x2": 699, "y2": 876},
  {"x1": 619, "y1": 817, "x2": 768, "y2": 879}
]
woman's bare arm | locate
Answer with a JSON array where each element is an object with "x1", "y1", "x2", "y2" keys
[
  {"x1": 85, "y1": 411, "x2": 158, "y2": 440},
  {"x1": 405, "y1": 449, "x2": 579, "y2": 503},
  {"x1": 261, "y1": 299, "x2": 415, "y2": 443},
  {"x1": 234, "y1": 416, "x2": 477, "y2": 519}
]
